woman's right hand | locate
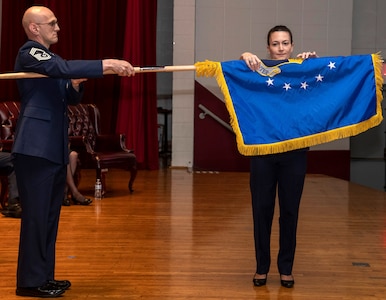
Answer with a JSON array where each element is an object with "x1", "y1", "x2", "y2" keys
[
  {"x1": 296, "y1": 51, "x2": 318, "y2": 59},
  {"x1": 240, "y1": 52, "x2": 262, "y2": 71}
]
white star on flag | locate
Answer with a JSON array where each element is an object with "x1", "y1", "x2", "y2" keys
[
  {"x1": 315, "y1": 74, "x2": 324, "y2": 82},
  {"x1": 283, "y1": 83, "x2": 291, "y2": 91},
  {"x1": 328, "y1": 61, "x2": 336, "y2": 70},
  {"x1": 266, "y1": 78, "x2": 274, "y2": 86},
  {"x1": 300, "y1": 82, "x2": 309, "y2": 90}
]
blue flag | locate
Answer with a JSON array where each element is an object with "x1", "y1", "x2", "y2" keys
[{"x1": 196, "y1": 54, "x2": 383, "y2": 155}]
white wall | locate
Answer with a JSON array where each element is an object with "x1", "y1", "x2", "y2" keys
[
  {"x1": 172, "y1": 0, "x2": 196, "y2": 168},
  {"x1": 352, "y1": 0, "x2": 386, "y2": 55},
  {"x1": 172, "y1": 0, "x2": 354, "y2": 167},
  {"x1": 350, "y1": 0, "x2": 386, "y2": 190}
]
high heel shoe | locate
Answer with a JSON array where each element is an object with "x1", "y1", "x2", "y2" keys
[
  {"x1": 62, "y1": 198, "x2": 71, "y2": 206},
  {"x1": 280, "y1": 275, "x2": 294, "y2": 288},
  {"x1": 72, "y1": 197, "x2": 92, "y2": 205},
  {"x1": 253, "y1": 274, "x2": 267, "y2": 287}
]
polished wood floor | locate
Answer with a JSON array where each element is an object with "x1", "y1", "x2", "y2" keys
[{"x1": 1, "y1": 168, "x2": 386, "y2": 299}]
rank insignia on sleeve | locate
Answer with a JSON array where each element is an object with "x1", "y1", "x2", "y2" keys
[{"x1": 29, "y1": 47, "x2": 52, "y2": 61}]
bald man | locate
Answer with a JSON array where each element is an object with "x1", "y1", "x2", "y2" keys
[{"x1": 13, "y1": 6, "x2": 135, "y2": 298}]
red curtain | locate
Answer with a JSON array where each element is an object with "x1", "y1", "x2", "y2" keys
[
  {"x1": 116, "y1": 1, "x2": 159, "y2": 169},
  {"x1": 0, "y1": 0, "x2": 158, "y2": 169},
  {"x1": 0, "y1": 0, "x2": 31, "y2": 99}
]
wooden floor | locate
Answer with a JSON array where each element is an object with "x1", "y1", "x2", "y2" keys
[{"x1": 1, "y1": 168, "x2": 386, "y2": 299}]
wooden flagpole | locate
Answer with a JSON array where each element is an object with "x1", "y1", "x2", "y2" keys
[
  {"x1": 133, "y1": 65, "x2": 197, "y2": 73},
  {"x1": 0, "y1": 65, "x2": 197, "y2": 80}
]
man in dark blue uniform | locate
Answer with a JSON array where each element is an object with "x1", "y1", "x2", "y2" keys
[{"x1": 13, "y1": 6, "x2": 135, "y2": 298}]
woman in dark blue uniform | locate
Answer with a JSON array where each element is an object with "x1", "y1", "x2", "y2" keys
[
  {"x1": 240, "y1": 25, "x2": 318, "y2": 288},
  {"x1": 13, "y1": 6, "x2": 135, "y2": 298}
]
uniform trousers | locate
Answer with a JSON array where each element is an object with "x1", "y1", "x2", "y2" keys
[
  {"x1": 250, "y1": 150, "x2": 307, "y2": 275},
  {"x1": 13, "y1": 154, "x2": 66, "y2": 288}
]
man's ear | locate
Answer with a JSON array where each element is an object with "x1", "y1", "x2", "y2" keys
[{"x1": 28, "y1": 23, "x2": 39, "y2": 36}]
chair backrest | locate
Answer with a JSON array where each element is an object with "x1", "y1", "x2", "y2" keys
[
  {"x1": 0, "y1": 101, "x2": 106, "y2": 168},
  {"x1": 0, "y1": 101, "x2": 101, "y2": 151},
  {"x1": 0, "y1": 102, "x2": 99, "y2": 141},
  {"x1": 85, "y1": 104, "x2": 101, "y2": 136},
  {"x1": 0, "y1": 101, "x2": 20, "y2": 141},
  {"x1": 68, "y1": 103, "x2": 101, "y2": 150}
]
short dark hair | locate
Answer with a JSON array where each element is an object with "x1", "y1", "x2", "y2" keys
[{"x1": 267, "y1": 25, "x2": 293, "y2": 45}]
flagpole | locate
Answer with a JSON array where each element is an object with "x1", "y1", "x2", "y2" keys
[
  {"x1": 134, "y1": 65, "x2": 197, "y2": 73},
  {"x1": 0, "y1": 65, "x2": 197, "y2": 80}
]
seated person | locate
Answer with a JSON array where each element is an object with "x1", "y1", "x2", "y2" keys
[
  {"x1": 63, "y1": 150, "x2": 92, "y2": 206},
  {"x1": 0, "y1": 151, "x2": 21, "y2": 218}
]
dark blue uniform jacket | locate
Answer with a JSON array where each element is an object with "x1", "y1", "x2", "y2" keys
[{"x1": 13, "y1": 40, "x2": 103, "y2": 165}]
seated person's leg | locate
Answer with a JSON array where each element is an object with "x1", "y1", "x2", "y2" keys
[
  {"x1": 63, "y1": 151, "x2": 92, "y2": 206},
  {"x1": 0, "y1": 152, "x2": 21, "y2": 218},
  {"x1": 62, "y1": 164, "x2": 72, "y2": 206}
]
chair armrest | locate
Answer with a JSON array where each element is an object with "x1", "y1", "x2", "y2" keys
[
  {"x1": 82, "y1": 136, "x2": 96, "y2": 155},
  {"x1": 120, "y1": 134, "x2": 134, "y2": 153},
  {"x1": 95, "y1": 134, "x2": 133, "y2": 153}
]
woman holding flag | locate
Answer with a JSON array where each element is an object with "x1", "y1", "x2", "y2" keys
[{"x1": 240, "y1": 25, "x2": 318, "y2": 288}]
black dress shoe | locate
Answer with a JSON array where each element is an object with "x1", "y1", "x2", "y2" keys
[
  {"x1": 62, "y1": 198, "x2": 71, "y2": 206},
  {"x1": 48, "y1": 279, "x2": 71, "y2": 290},
  {"x1": 253, "y1": 274, "x2": 267, "y2": 287},
  {"x1": 16, "y1": 283, "x2": 65, "y2": 298},
  {"x1": 1, "y1": 203, "x2": 22, "y2": 218},
  {"x1": 72, "y1": 197, "x2": 92, "y2": 205},
  {"x1": 280, "y1": 275, "x2": 295, "y2": 288}
]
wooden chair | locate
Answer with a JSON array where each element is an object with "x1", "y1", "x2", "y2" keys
[
  {"x1": 0, "y1": 102, "x2": 137, "y2": 198},
  {"x1": 83, "y1": 134, "x2": 137, "y2": 194},
  {"x1": 0, "y1": 102, "x2": 19, "y2": 209},
  {"x1": 79, "y1": 104, "x2": 137, "y2": 195}
]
